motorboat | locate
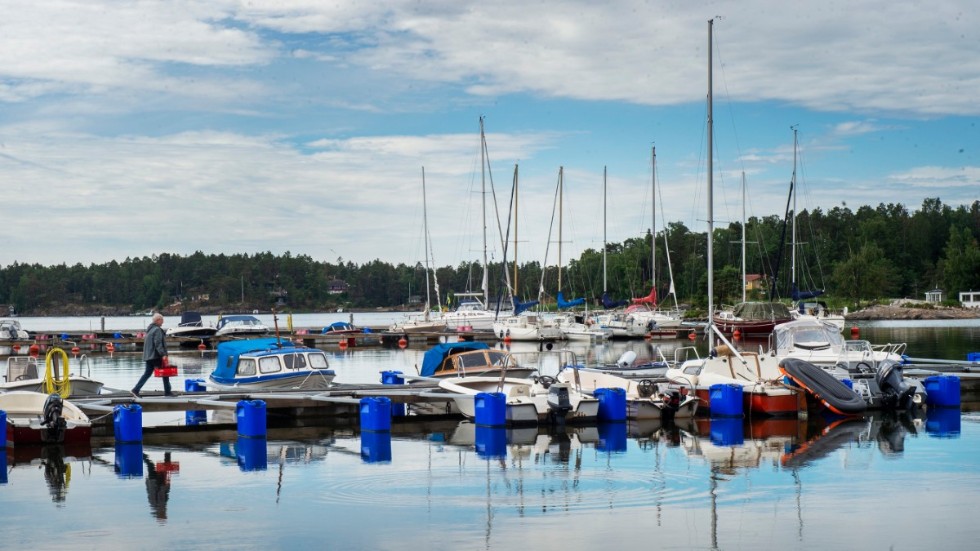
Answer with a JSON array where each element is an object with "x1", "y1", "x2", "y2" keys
[
  {"x1": 780, "y1": 357, "x2": 924, "y2": 411},
  {"x1": 2, "y1": 349, "x2": 104, "y2": 396},
  {"x1": 790, "y1": 301, "x2": 847, "y2": 331},
  {"x1": 417, "y1": 342, "x2": 537, "y2": 379},
  {"x1": 589, "y1": 350, "x2": 670, "y2": 378},
  {"x1": 214, "y1": 315, "x2": 270, "y2": 338},
  {"x1": 387, "y1": 312, "x2": 447, "y2": 334},
  {"x1": 713, "y1": 301, "x2": 794, "y2": 336},
  {"x1": 1, "y1": 319, "x2": 30, "y2": 354},
  {"x1": 1, "y1": 391, "x2": 92, "y2": 446},
  {"x1": 553, "y1": 312, "x2": 611, "y2": 341},
  {"x1": 209, "y1": 338, "x2": 336, "y2": 390},
  {"x1": 321, "y1": 321, "x2": 359, "y2": 334},
  {"x1": 492, "y1": 313, "x2": 562, "y2": 342},
  {"x1": 437, "y1": 371, "x2": 600, "y2": 425},
  {"x1": 166, "y1": 312, "x2": 217, "y2": 346},
  {"x1": 557, "y1": 366, "x2": 698, "y2": 421},
  {"x1": 441, "y1": 294, "x2": 501, "y2": 331}
]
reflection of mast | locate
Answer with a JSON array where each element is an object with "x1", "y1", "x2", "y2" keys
[{"x1": 710, "y1": 467, "x2": 719, "y2": 550}]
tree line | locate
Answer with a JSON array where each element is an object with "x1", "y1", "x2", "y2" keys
[{"x1": 1, "y1": 198, "x2": 978, "y2": 315}]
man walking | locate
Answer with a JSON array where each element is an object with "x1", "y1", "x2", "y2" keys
[{"x1": 132, "y1": 313, "x2": 172, "y2": 397}]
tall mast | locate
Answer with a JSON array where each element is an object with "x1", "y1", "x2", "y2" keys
[
  {"x1": 651, "y1": 146, "x2": 657, "y2": 296},
  {"x1": 422, "y1": 166, "x2": 432, "y2": 320},
  {"x1": 513, "y1": 165, "x2": 519, "y2": 296},
  {"x1": 791, "y1": 125, "x2": 798, "y2": 295},
  {"x1": 558, "y1": 166, "x2": 564, "y2": 293},
  {"x1": 603, "y1": 166, "x2": 607, "y2": 293},
  {"x1": 480, "y1": 116, "x2": 489, "y2": 306},
  {"x1": 741, "y1": 171, "x2": 747, "y2": 302},
  {"x1": 707, "y1": 18, "x2": 715, "y2": 348}
]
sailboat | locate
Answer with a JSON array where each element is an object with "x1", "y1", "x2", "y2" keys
[
  {"x1": 665, "y1": 20, "x2": 799, "y2": 416},
  {"x1": 388, "y1": 167, "x2": 448, "y2": 334}
]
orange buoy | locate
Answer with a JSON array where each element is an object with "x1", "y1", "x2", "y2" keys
[
  {"x1": 71, "y1": 346, "x2": 81, "y2": 356},
  {"x1": 850, "y1": 326, "x2": 860, "y2": 337},
  {"x1": 198, "y1": 342, "x2": 207, "y2": 351},
  {"x1": 397, "y1": 337, "x2": 408, "y2": 348},
  {"x1": 106, "y1": 343, "x2": 116, "y2": 353},
  {"x1": 733, "y1": 329, "x2": 741, "y2": 339},
  {"x1": 687, "y1": 330, "x2": 697, "y2": 341},
  {"x1": 338, "y1": 339, "x2": 348, "y2": 350},
  {"x1": 29, "y1": 344, "x2": 40, "y2": 356}
]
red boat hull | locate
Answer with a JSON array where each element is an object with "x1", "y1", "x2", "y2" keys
[
  {"x1": 695, "y1": 387, "x2": 800, "y2": 416},
  {"x1": 6, "y1": 424, "x2": 92, "y2": 447}
]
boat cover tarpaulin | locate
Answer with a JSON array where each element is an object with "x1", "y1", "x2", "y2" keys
[
  {"x1": 419, "y1": 342, "x2": 490, "y2": 377},
  {"x1": 630, "y1": 287, "x2": 658, "y2": 306},
  {"x1": 733, "y1": 301, "x2": 793, "y2": 320},
  {"x1": 791, "y1": 283, "x2": 825, "y2": 301},
  {"x1": 556, "y1": 292, "x2": 585, "y2": 309},
  {"x1": 601, "y1": 292, "x2": 628, "y2": 309},
  {"x1": 779, "y1": 357, "x2": 866, "y2": 415},
  {"x1": 513, "y1": 299, "x2": 539, "y2": 315},
  {"x1": 213, "y1": 338, "x2": 297, "y2": 380}
]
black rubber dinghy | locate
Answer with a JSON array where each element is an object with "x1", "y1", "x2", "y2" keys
[{"x1": 779, "y1": 358, "x2": 867, "y2": 415}]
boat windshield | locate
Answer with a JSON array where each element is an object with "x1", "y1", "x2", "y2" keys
[
  {"x1": 236, "y1": 358, "x2": 256, "y2": 376},
  {"x1": 776, "y1": 324, "x2": 844, "y2": 352},
  {"x1": 259, "y1": 356, "x2": 281, "y2": 374},
  {"x1": 283, "y1": 353, "x2": 307, "y2": 370},
  {"x1": 308, "y1": 353, "x2": 329, "y2": 369}
]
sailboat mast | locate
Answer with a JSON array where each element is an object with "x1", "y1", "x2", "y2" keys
[
  {"x1": 791, "y1": 125, "x2": 798, "y2": 294},
  {"x1": 603, "y1": 166, "x2": 607, "y2": 293},
  {"x1": 741, "y1": 171, "x2": 747, "y2": 303},
  {"x1": 558, "y1": 166, "x2": 564, "y2": 293},
  {"x1": 707, "y1": 19, "x2": 715, "y2": 347},
  {"x1": 513, "y1": 165, "x2": 519, "y2": 296},
  {"x1": 480, "y1": 116, "x2": 489, "y2": 306},
  {"x1": 651, "y1": 146, "x2": 657, "y2": 297},
  {"x1": 422, "y1": 166, "x2": 432, "y2": 320}
]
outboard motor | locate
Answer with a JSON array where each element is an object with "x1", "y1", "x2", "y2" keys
[
  {"x1": 660, "y1": 389, "x2": 682, "y2": 423},
  {"x1": 876, "y1": 359, "x2": 917, "y2": 409},
  {"x1": 41, "y1": 393, "x2": 67, "y2": 443},
  {"x1": 616, "y1": 350, "x2": 637, "y2": 368},
  {"x1": 547, "y1": 384, "x2": 573, "y2": 421}
]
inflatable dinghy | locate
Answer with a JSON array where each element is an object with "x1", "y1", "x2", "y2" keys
[{"x1": 779, "y1": 358, "x2": 867, "y2": 415}]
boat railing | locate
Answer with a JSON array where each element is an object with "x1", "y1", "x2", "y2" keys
[
  {"x1": 78, "y1": 354, "x2": 92, "y2": 378},
  {"x1": 673, "y1": 346, "x2": 701, "y2": 365}
]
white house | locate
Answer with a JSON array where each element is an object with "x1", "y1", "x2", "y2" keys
[
  {"x1": 925, "y1": 288, "x2": 944, "y2": 303},
  {"x1": 960, "y1": 291, "x2": 980, "y2": 309}
]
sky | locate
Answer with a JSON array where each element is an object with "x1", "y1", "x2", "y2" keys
[{"x1": 1, "y1": 1, "x2": 977, "y2": 271}]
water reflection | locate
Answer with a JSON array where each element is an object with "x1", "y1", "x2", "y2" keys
[{"x1": 4, "y1": 443, "x2": 92, "y2": 503}]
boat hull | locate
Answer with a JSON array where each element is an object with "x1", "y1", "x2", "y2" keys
[{"x1": 209, "y1": 371, "x2": 336, "y2": 391}]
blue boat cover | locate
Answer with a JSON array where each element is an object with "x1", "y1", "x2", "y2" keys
[
  {"x1": 419, "y1": 342, "x2": 489, "y2": 377},
  {"x1": 213, "y1": 338, "x2": 298, "y2": 380},
  {"x1": 322, "y1": 322, "x2": 355, "y2": 333},
  {"x1": 791, "y1": 283, "x2": 825, "y2": 301},
  {"x1": 601, "y1": 292, "x2": 628, "y2": 309},
  {"x1": 556, "y1": 291, "x2": 585, "y2": 309},
  {"x1": 513, "y1": 299, "x2": 539, "y2": 315}
]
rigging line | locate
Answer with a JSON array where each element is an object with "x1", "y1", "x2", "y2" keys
[{"x1": 537, "y1": 169, "x2": 562, "y2": 302}]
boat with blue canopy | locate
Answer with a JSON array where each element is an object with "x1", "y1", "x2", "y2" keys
[
  {"x1": 209, "y1": 338, "x2": 335, "y2": 390},
  {"x1": 418, "y1": 342, "x2": 536, "y2": 379}
]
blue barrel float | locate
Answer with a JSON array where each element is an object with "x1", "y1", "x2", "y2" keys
[
  {"x1": 923, "y1": 375, "x2": 961, "y2": 407},
  {"x1": 236, "y1": 400, "x2": 267, "y2": 438},
  {"x1": 594, "y1": 387, "x2": 627, "y2": 422},
  {"x1": 709, "y1": 383, "x2": 744, "y2": 417},
  {"x1": 184, "y1": 378, "x2": 208, "y2": 425},
  {"x1": 360, "y1": 430, "x2": 393, "y2": 463},
  {"x1": 113, "y1": 403, "x2": 143, "y2": 443},
  {"x1": 236, "y1": 437, "x2": 268, "y2": 471},
  {"x1": 380, "y1": 370, "x2": 406, "y2": 417},
  {"x1": 475, "y1": 426, "x2": 507, "y2": 459},
  {"x1": 0, "y1": 410, "x2": 5, "y2": 485},
  {"x1": 360, "y1": 396, "x2": 392, "y2": 431},
  {"x1": 926, "y1": 407, "x2": 961, "y2": 438},
  {"x1": 113, "y1": 443, "x2": 144, "y2": 478},
  {"x1": 474, "y1": 392, "x2": 506, "y2": 427}
]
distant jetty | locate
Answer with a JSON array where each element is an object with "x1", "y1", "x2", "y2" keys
[{"x1": 847, "y1": 300, "x2": 980, "y2": 321}]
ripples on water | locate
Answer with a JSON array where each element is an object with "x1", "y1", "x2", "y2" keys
[{"x1": 2, "y1": 317, "x2": 979, "y2": 549}]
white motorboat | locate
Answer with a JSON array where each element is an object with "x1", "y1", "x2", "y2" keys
[
  {"x1": 2, "y1": 350, "x2": 104, "y2": 396},
  {"x1": 166, "y1": 311, "x2": 217, "y2": 346},
  {"x1": 209, "y1": 338, "x2": 335, "y2": 390},
  {"x1": 214, "y1": 315, "x2": 270, "y2": 337},
  {"x1": 417, "y1": 342, "x2": 537, "y2": 379},
  {"x1": 492, "y1": 313, "x2": 562, "y2": 342},
  {"x1": 1, "y1": 391, "x2": 92, "y2": 446},
  {"x1": 557, "y1": 366, "x2": 698, "y2": 421},
  {"x1": 437, "y1": 372, "x2": 599, "y2": 425}
]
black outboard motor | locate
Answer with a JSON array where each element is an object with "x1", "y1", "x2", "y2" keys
[
  {"x1": 660, "y1": 389, "x2": 681, "y2": 423},
  {"x1": 876, "y1": 359, "x2": 917, "y2": 410},
  {"x1": 41, "y1": 393, "x2": 67, "y2": 443},
  {"x1": 547, "y1": 384, "x2": 572, "y2": 423}
]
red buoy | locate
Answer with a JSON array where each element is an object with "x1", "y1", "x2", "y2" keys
[
  {"x1": 29, "y1": 344, "x2": 40, "y2": 357},
  {"x1": 338, "y1": 339, "x2": 348, "y2": 350},
  {"x1": 198, "y1": 342, "x2": 207, "y2": 351},
  {"x1": 106, "y1": 343, "x2": 116, "y2": 353},
  {"x1": 687, "y1": 331, "x2": 697, "y2": 341},
  {"x1": 850, "y1": 326, "x2": 860, "y2": 337},
  {"x1": 398, "y1": 338, "x2": 408, "y2": 348},
  {"x1": 733, "y1": 329, "x2": 741, "y2": 339},
  {"x1": 71, "y1": 346, "x2": 81, "y2": 356}
]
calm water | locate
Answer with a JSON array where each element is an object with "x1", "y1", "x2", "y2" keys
[{"x1": 2, "y1": 316, "x2": 979, "y2": 550}]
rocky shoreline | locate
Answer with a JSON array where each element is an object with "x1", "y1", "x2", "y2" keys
[{"x1": 846, "y1": 303, "x2": 980, "y2": 321}]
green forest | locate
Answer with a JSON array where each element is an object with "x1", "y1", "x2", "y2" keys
[{"x1": 2, "y1": 198, "x2": 978, "y2": 316}]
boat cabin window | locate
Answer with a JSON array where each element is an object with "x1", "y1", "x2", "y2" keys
[
  {"x1": 683, "y1": 363, "x2": 702, "y2": 376},
  {"x1": 283, "y1": 353, "x2": 307, "y2": 370},
  {"x1": 259, "y1": 356, "x2": 282, "y2": 374},
  {"x1": 487, "y1": 350, "x2": 512, "y2": 368},
  {"x1": 308, "y1": 353, "x2": 329, "y2": 369},
  {"x1": 455, "y1": 351, "x2": 489, "y2": 374},
  {"x1": 236, "y1": 358, "x2": 257, "y2": 376}
]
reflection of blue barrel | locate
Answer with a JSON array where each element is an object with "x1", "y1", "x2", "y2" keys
[
  {"x1": 475, "y1": 426, "x2": 507, "y2": 459},
  {"x1": 360, "y1": 397, "x2": 392, "y2": 431},
  {"x1": 0, "y1": 448, "x2": 6, "y2": 485},
  {"x1": 595, "y1": 388, "x2": 627, "y2": 422},
  {"x1": 236, "y1": 437, "x2": 268, "y2": 471},
  {"x1": 709, "y1": 384, "x2": 744, "y2": 417},
  {"x1": 710, "y1": 417, "x2": 745, "y2": 446},
  {"x1": 360, "y1": 430, "x2": 393, "y2": 463},
  {"x1": 184, "y1": 378, "x2": 207, "y2": 393},
  {"x1": 113, "y1": 403, "x2": 143, "y2": 443},
  {"x1": 236, "y1": 400, "x2": 267, "y2": 438},
  {"x1": 924, "y1": 375, "x2": 961, "y2": 407},
  {"x1": 597, "y1": 421, "x2": 628, "y2": 453},
  {"x1": 926, "y1": 407, "x2": 961, "y2": 438},
  {"x1": 380, "y1": 371, "x2": 406, "y2": 417},
  {"x1": 474, "y1": 392, "x2": 506, "y2": 427},
  {"x1": 113, "y1": 443, "x2": 144, "y2": 478}
]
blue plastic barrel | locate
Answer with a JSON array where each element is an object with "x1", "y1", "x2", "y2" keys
[
  {"x1": 923, "y1": 375, "x2": 961, "y2": 407},
  {"x1": 185, "y1": 410, "x2": 208, "y2": 426},
  {"x1": 967, "y1": 352, "x2": 980, "y2": 363},
  {"x1": 236, "y1": 400, "x2": 267, "y2": 438},
  {"x1": 380, "y1": 370, "x2": 406, "y2": 417},
  {"x1": 236, "y1": 437, "x2": 268, "y2": 471},
  {"x1": 475, "y1": 426, "x2": 507, "y2": 459},
  {"x1": 710, "y1": 417, "x2": 745, "y2": 446},
  {"x1": 597, "y1": 421, "x2": 628, "y2": 453},
  {"x1": 113, "y1": 442, "x2": 144, "y2": 478},
  {"x1": 360, "y1": 430, "x2": 393, "y2": 463},
  {"x1": 0, "y1": 446, "x2": 6, "y2": 485},
  {"x1": 474, "y1": 392, "x2": 506, "y2": 427},
  {"x1": 842, "y1": 378, "x2": 854, "y2": 390},
  {"x1": 184, "y1": 378, "x2": 207, "y2": 393},
  {"x1": 926, "y1": 407, "x2": 961, "y2": 438},
  {"x1": 594, "y1": 387, "x2": 627, "y2": 422},
  {"x1": 360, "y1": 397, "x2": 392, "y2": 431},
  {"x1": 113, "y1": 403, "x2": 143, "y2": 443},
  {"x1": 709, "y1": 384, "x2": 744, "y2": 417}
]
